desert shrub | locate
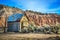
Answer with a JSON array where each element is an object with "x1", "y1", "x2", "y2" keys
[
  {"x1": 28, "y1": 24, "x2": 37, "y2": 33},
  {"x1": 34, "y1": 28, "x2": 41, "y2": 33},
  {"x1": 50, "y1": 25, "x2": 60, "y2": 34},
  {"x1": 22, "y1": 23, "x2": 60, "y2": 34},
  {"x1": 49, "y1": 23, "x2": 60, "y2": 34},
  {"x1": 43, "y1": 27, "x2": 52, "y2": 34},
  {"x1": 21, "y1": 24, "x2": 37, "y2": 33},
  {"x1": 55, "y1": 23, "x2": 60, "y2": 34},
  {"x1": 22, "y1": 27, "x2": 29, "y2": 33},
  {"x1": 39, "y1": 27, "x2": 45, "y2": 33}
]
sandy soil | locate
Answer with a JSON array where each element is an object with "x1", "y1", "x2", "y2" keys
[{"x1": 0, "y1": 33, "x2": 60, "y2": 40}]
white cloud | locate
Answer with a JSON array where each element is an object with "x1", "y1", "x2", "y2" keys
[
  {"x1": 11, "y1": 0, "x2": 60, "y2": 13},
  {"x1": 46, "y1": 7, "x2": 60, "y2": 13}
]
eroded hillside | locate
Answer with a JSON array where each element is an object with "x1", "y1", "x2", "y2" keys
[{"x1": 0, "y1": 4, "x2": 60, "y2": 27}]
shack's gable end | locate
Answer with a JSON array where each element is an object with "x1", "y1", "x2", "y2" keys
[
  {"x1": 20, "y1": 16, "x2": 29, "y2": 27},
  {"x1": 20, "y1": 16, "x2": 28, "y2": 22}
]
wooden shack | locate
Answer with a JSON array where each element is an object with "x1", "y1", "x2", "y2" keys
[{"x1": 7, "y1": 13, "x2": 29, "y2": 32}]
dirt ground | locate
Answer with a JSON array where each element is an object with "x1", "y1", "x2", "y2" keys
[{"x1": 0, "y1": 33, "x2": 60, "y2": 40}]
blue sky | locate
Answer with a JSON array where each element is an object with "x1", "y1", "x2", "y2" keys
[{"x1": 0, "y1": 0, "x2": 60, "y2": 14}]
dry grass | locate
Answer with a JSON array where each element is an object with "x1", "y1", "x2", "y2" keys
[{"x1": 0, "y1": 33, "x2": 60, "y2": 40}]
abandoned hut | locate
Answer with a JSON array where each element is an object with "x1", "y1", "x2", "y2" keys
[{"x1": 7, "y1": 13, "x2": 29, "y2": 32}]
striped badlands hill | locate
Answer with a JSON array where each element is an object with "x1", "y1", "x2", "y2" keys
[{"x1": 25, "y1": 10, "x2": 60, "y2": 27}]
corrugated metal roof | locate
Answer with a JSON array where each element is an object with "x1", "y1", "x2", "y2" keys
[{"x1": 7, "y1": 13, "x2": 24, "y2": 22}]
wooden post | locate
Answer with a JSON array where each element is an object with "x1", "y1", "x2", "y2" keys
[
  {"x1": 20, "y1": 23, "x2": 21, "y2": 32},
  {"x1": 4, "y1": 13, "x2": 7, "y2": 33},
  {"x1": 4, "y1": 27, "x2": 7, "y2": 33}
]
